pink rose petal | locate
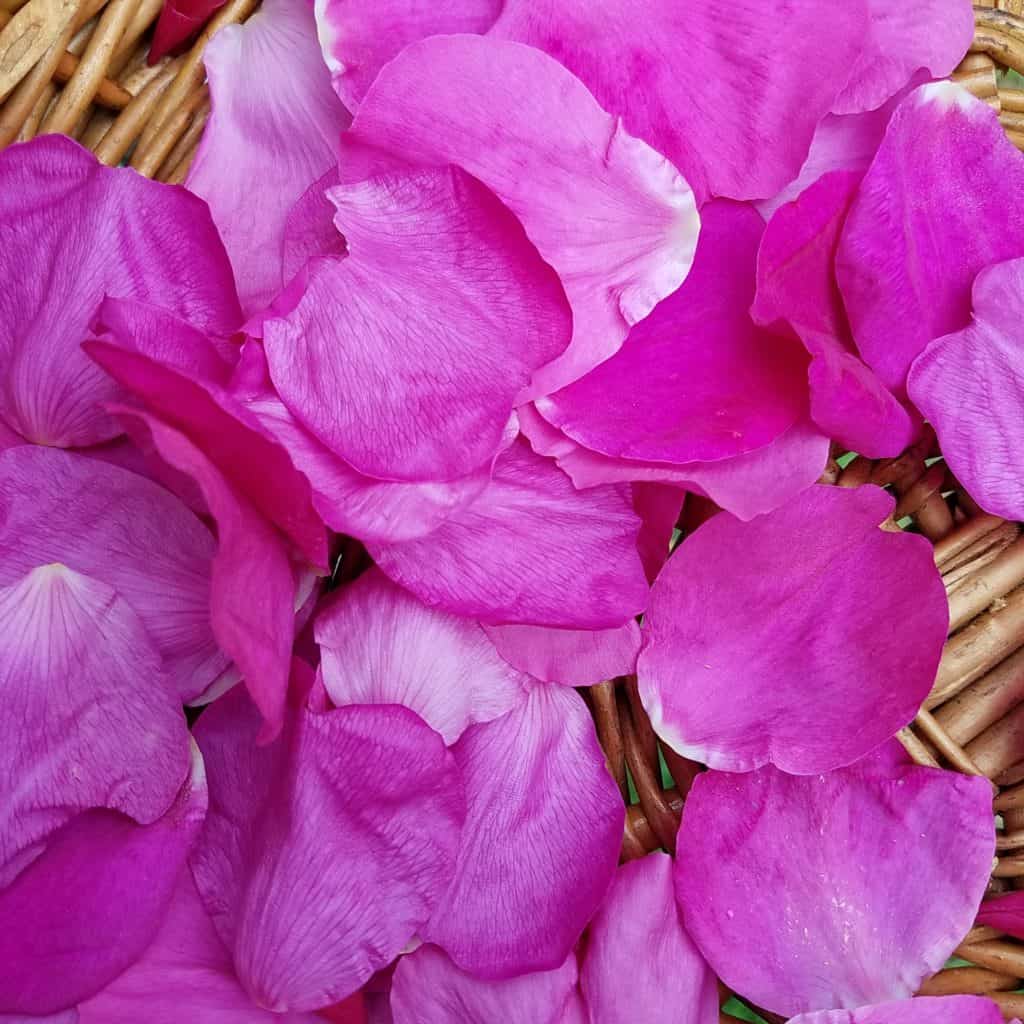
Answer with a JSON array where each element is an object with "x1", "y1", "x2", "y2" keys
[
  {"x1": 977, "y1": 891, "x2": 1024, "y2": 940},
  {"x1": 191, "y1": 687, "x2": 464, "y2": 1012},
  {"x1": 789, "y1": 995, "x2": 1008, "y2": 1024},
  {"x1": 422, "y1": 685, "x2": 623, "y2": 978},
  {"x1": 640, "y1": 484, "x2": 947, "y2": 773},
  {"x1": 316, "y1": 569, "x2": 527, "y2": 744},
  {"x1": 581, "y1": 853, "x2": 718, "y2": 1024},
  {"x1": 150, "y1": 0, "x2": 226, "y2": 61},
  {"x1": 676, "y1": 751, "x2": 995, "y2": 1015},
  {"x1": 908, "y1": 257, "x2": 1024, "y2": 521},
  {"x1": 344, "y1": 33, "x2": 699, "y2": 394},
  {"x1": 632, "y1": 483, "x2": 684, "y2": 583}
]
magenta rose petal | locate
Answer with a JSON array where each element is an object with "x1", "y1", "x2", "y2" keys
[
  {"x1": 150, "y1": 0, "x2": 225, "y2": 61},
  {"x1": 371, "y1": 440, "x2": 648, "y2": 628},
  {"x1": 581, "y1": 853, "x2": 718, "y2": 1024},
  {"x1": 316, "y1": 569, "x2": 527, "y2": 744},
  {"x1": 263, "y1": 162, "x2": 570, "y2": 482},
  {"x1": 0, "y1": 446, "x2": 223, "y2": 700},
  {"x1": 390, "y1": 945, "x2": 578, "y2": 1024},
  {"x1": 676, "y1": 753, "x2": 995, "y2": 1016},
  {"x1": 0, "y1": 745, "x2": 206, "y2": 1015},
  {"x1": 187, "y1": 0, "x2": 351, "y2": 315},
  {"x1": 639, "y1": 484, "x2": 948, "y2": 774},
  {"x1": 837, "y1": 82, "x2": 1024, "y2": 395},
  {"x1": 421, "y1": 685, "x2": 623, "y2": 978},
  {"x1": 788, "y1": 995, "x2": 1008, "y2": 1024},
  {"x1": 539, "y1": 201, "x2": 807, "y2": 465},
  {"x1": 977, "y1": 892, "x2": 1024, "y2": 939},
  {"x1": 632, "y1": 483, "x2": 685, "y2": 583},
  {"x1": 908, "y1": 257, "x2": 1024, "y2": 521},
  {"x1": 344, "y1": 33, "x2": 699, "y2": 394},
  {"x1": 0, "y1": 135, "x2": 239, "y2": 448},
  {"x1": 831, "y1": 0, "x2": 974, "y2": 115},
  {"x1": 191, "y1": 687, "x2": 464, "y2": 1012}
]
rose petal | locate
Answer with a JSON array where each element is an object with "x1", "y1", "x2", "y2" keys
[
  {"x1": 0, "y1": 445, "x2": 223, "y2": 700},
  {"x1": 581, "y1": 853, "x2": 718, "y2": 1024},
  {"x1": 632, "y1": 483, "x2": 684, "y2": 583},
  {"x1": 908, "y1": 257, "x2": 1024, "y2": 521},
  {"x1": 977, "y1": 891, "x2": 1024, "y2": 940},
  {"x1": 837, "y1": 83, "x2": 1024, "y2": 395},
  {"x1": 316, "y1": 568, "x2": 527, "y2": 745},
  {"x1": 0, "y1": 135, "x2": 239, "y2": 447},
  {"x1": 788, "y1": 995, "x2": 1008, "y2": 1024},
  {"x1": 150, "y1": 0, "x2": 226, "y2": 61},
  {"x1": 676, "y1": 752, "x2": 995, "y2": 1015},
  {"x1": 187, "y1": 0, "x2": 351, "y2": 315},
  {"x1": 422, "y1": 685, "x2": 623, "y2": 978},
  {"x1": 191, "y1": 687, "x2": 464, "y2": 1011},
  {"x1": 539, "y1": 201, "x2": 807, "y2": 464},
  {"x1": 390, "y1": 945, "x2": 578, "y2": 1024},
  {"x1": 344, "y1": 33, "x2": 699, "y2": 394},
  {"x1": 371, "y1": 439, "x2": 648, "y2": 628},
  {"x1": 0, "y1": 745, "x2": 206, "y2": 1015}
]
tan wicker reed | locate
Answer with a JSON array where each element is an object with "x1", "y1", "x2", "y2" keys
[{"x1": 3, "y1": 0, "x2": 1024, "y2": 1019}]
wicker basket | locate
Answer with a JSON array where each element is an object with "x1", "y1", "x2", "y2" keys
[{"x1": 3, "y1": 1, "x2": 1024, "y2": 1020}]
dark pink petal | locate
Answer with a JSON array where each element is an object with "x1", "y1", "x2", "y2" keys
[
  {"x1": 676, "y1": 754, "x2": 995, "y2": 1015},
  {"x1": 0, "y1": 745, "x2": 206, "y2": 1015},
  {"x1": 788, "y1": 995, "x2": 1008, "y2": 1024},
  {"x1": 112, "y1": 408, "x2": 297, "y2": 741},
  {"x1": 150, "y1": 0, "x2": 225, "y2": 61},
  {"x1": 977, "y1": 892, "x2": 1024, "y2": 939},
  {"x1": 264, "y1": 162, "x2": 570, "y2": 482},
  {"x1": 192, "y1": 688, "x2": 464, "y2": 1012},
  {"x1": 581, "y1": 853, "x2": 718, "y2": 1024},
  {"x1": 837, "y1": 83, "x2": 1024, "y2": 395},
  {"x1": 345, "y1": 34, "x2": 699, "y2": 394},
  {"x1": 371, "y1": 440, "x2": 648, "y2": 628},
  {"x1": 0, "y1": 136, "x2": 239, "y2": 447},
  {"x1": 908, "y1": 258, "x2": 1024, "y2": 521},
  {"x1": 0, "y1": 446, "x2": 223, "y2": 700},
  {"x1": 753, "y1": 170, "x2": 914, "y2": 457},
  {"x1": 187, "y1": 0, "x2": 351, "y2": 314},
  {"x1": 391, "y1": 945, "x2": 578, "y2": 1024},
  {"x1": 633, "y1": 483, "x2": 684, "y2": 583},
  {"x1": 482, "y1": 621, "x2": 640, "y2": 687},
  {"x1": 639, "y1": 484, "x2": 948, "y2": 773},
  {"x1": 539, "y1": 201, "x2": 807, "y2": 463},
  {"x1": 78, "y1": 871, "x2": 319, "y2": 1023},
  {"x1": 832, "y1": 0, "x2": 974, "y2": 115},
  {"x1": 422, "y1": 685, "x2": 623, "y2": 978},
  {"x1": 316, "y1": 569, "x2": 526, "y2": 744}
]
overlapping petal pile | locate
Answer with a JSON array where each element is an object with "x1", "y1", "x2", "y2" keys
[{"x1": 2, "y1": 0, "x2": 1020, "y2": 1021}]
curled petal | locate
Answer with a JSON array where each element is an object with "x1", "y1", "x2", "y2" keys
[
  {"x1": 422, "y1": 685, "x2": 623, "y2": 978},
  {"x1": 316, "y1": 569, "x2": 527, "y2": 745},
  {"x1": 908, "y1": 258, "x2": 1024, "y2": 521},
  {"x1": 837, "y1": 83, "x2": 1024, "y2": 395},
  {"x1": 345, "y1": 33, "x2": 699, "y2": 393},
  {"x1": 0, "y1": 136, "x2": 239, "y2": 447},
  {"x1": 788, "y1": 995, "x2": 1007, "y2": 1023},
  {"x1": 632, "y1": 483, "x2": 684, "y2": 583},
  {"x1": 977, "y1": 891, "x2": 1024, "y2": 940},
  {"x1": 676, "y1": 751, "x2": 995, "y2": 1015},
  {"x1": 150, "y1": 0, "x2": 225, "y2": 61},
  {"x1": 639, "y1": 484, "x2": 948, "y2": 773},
  {"x1": 191, "y1": 688, "x2": 464, "y2": 1012}
]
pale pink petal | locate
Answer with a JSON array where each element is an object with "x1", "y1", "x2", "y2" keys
[
  {"x1": 482, "y1": 621, "x2": 640, "y2": 687},
  {"x1": 0, "y1": 746, "x2": 206, "y2": 1015},
  {"x1": 191, "y1": 687, "x2": 464, "y2": 1011},
  {"x1": 316, "y1": 569, "x2": 527, "y2": 744},
  {"x1": 371, "y1": 440, "x2": 648, "y2": 628},
  {"x1": 977, "y1": 892, "x2": 1024, "y2": 939},
  {"x1": 111, "y1": 408, "x2": 297, "y2": 741},
  {"x1": 639, "y1": 484, "x2": 947, "y2": 773},
  {"x1": 832, "y1": 0, "x2": 974, "y2": 114},
  {"x1": 908, "y1": 257, "x2": 1024, "y2": 521},
  {"x1": 837, "y1": 83, "x2": 1024, "y2": 395},
  {"x1": 0, "y1": 135, "x2": 239, "y2": 447},
  {"x1": 539, "y1": 201, "x2": 807, "y2": 463},
  {"x1": 345, "y1": 34, "x2": 699, "y2": 393},
  {"x1": 0, "y1": 1012, "x2": 78, "y2": 1023},
  {"x1": 187, "y1": 0, "x2": 351, "y2": 314},
  {"x1": 391, "y1": 945, "x2": 578, "y2": 1024},
  {"x1": 422, "y1": 685, "x2": 623, "y2": 978},
  {"x1": 581, "y1": 853, "x2": 718, "y2": 1024},
  {"x1": 789, "y1": 995, "x2": 1008, "y2": 1024},
  {"x1": 264, "y1": 161, "x2": 570, "y2": 481},
  {"x1": 753, "y1": 170, "x2": 914, "y2": 457},
  {"x1": 78, "y1": 871, "x2": 319, "y2": 1023},
  {"x1": 0, "y1": 445, "x2": 223, "y2": 700},
  {"x1": 676, "y1": 753, "x2": 995, "y2": 1015}
]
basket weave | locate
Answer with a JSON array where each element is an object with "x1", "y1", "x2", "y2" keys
[{"x1": 3, "y1": 1, "x2": 1024, "y2": 1020}]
